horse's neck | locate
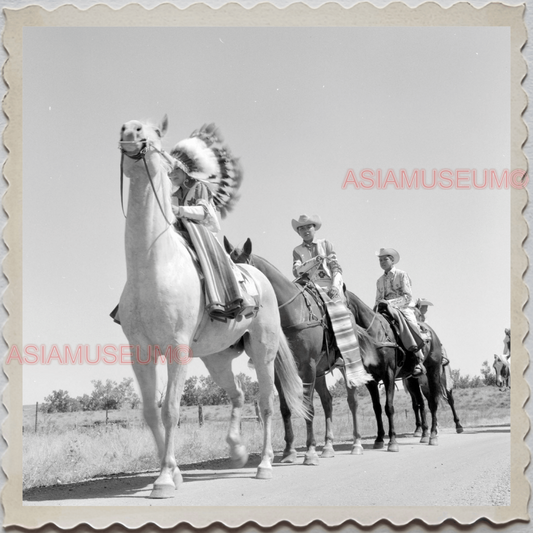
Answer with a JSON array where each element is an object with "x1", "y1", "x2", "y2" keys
[
  {"x1": 124, "y1": 156, "x2": 185, "y2": 275},
  {"x1": 349, "y1": 292, "x2": 375, "y2": 327},
  {"x1": 253, "y1": 255, "x2": 299, "y2": 297}
]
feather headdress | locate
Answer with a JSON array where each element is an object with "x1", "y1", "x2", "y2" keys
[{"x1": 170, "y1": 123, "x2": 243, "y2": 219}]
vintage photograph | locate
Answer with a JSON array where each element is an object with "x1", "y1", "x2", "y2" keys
[{"x1": 1, "y1": 2, "x2": 528, "y2": 529}]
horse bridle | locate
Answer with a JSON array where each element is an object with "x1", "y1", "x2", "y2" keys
[{"x1": 118, "y1": 139, "x2": 174, "y2": 227}]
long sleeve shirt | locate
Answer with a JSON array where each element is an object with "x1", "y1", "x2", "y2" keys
[
  {"x1": 375, "y1": 267, "x2": 414, "y2": 309},
  {"x1": 292, "y1": 238, "x2": 342, "y2": 290},
  {"x1": 171, "y1": 178, "x2": 220, "y2": 233}
]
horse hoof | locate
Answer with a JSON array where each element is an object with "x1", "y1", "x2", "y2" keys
[
  {"x1": 387, "y1": 442, "x2": 399, "y2": 452},
  {"x1": 413, "y1": 429, "x2": 422, "y2": 437},
  {"x1": 280, "y1": 451, "x2": 297, "y2": 463},
  {"x1": 429, "y1": 437, "x2": 438, "y2": 446},
  {"x1": 229, "y1": 445, "x2": 249, "y2": 469},
  {"x1": 320, "y1": 446, "x2": 335, "y2": 459},
  {"x1": 420, "y1": 436, "x2": 429, "y2": 444},
  {"x1": 149, "y1": 483, "x2": 176, "y2": 499},
  {"x1": 456, "y1": 427, "x2": 464, "y2": 434},
  {"x1": 303, "y1": 453, "x2": 319, "y2": 466},
  {"x1": 255, "y1": 466, "x2": 272, "y2": 480},
  {"x1": 351, "y1": 444, "x2": 364, "y2": 455},
  {"x1": 373, "y1": 441, "x2": 384, "y2": 450}
]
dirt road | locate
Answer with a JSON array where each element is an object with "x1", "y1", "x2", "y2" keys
[{"x1": 24, "y1": 425, "x2": 510, "y2": 507}]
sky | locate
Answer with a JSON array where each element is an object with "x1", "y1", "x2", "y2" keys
[{"x1": 20, "y1": 26, "x2": 512, "y2": 405}]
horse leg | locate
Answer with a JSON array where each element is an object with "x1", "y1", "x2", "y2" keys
[
  {"x1": 130, "y1": 345, "x2": 173, "y2": 498},
  {"x1": 151, "y1": 346, "x2": 189, "y2": 498},
  {"x1": 407, "y1": 383, "x2": 423, "y2": 437},
  {"x1": 275, "y1": 371, "x2": 297, "y2": 463},
  {"x1": 366, "y1": 380, "x2": 385, "y2": 449},
  {"x1": 246, "y1": 334, "x2": 277, "y2": 479},
  {"x1": 339, "y1": 367, "x2": 363, "y2": 455},
  {"x1": 383, "y1": 371, "x2": 399, "y2": 452},
  {"x1": 446, "y1": 389, "x2": 463, "y2": 433},
  {"x1": 202, "y1": 352, "x2": 249, "y2": 469},
  {"x1": 409, "y1": 378, "x2": 429, "y2": 443},
  {"x1": 300, "y1": 359, "x2": 319, "y2": 466},
  {"x1": 425, "y1": 367, "x2": 440, "y2": 446},
  {"x1": 315, "y1": 375, "x2": 335, "y2": 458}
]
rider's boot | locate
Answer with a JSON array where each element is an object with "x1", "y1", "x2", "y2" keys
[{"x1": 238, "y1": 292, "x2": 258, "y2": 319}]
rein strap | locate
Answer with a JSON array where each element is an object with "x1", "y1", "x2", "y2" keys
[{"x1": 119, "y1": 142, "x2": 173, "y2": 227}]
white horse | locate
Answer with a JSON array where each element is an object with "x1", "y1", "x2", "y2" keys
[{"x1": 117, "y1": 116, "x2": 307, "y2": 498}]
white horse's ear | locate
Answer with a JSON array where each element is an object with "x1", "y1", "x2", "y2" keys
[{"x1": 159, "y1": 115, "x2": 169, "y2": 137}]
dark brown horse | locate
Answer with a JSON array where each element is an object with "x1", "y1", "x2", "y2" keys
[
  {"x1": 493, "y1": 354, "x2": 511, "y2": 389},
  {"x1": 224, "y1": 237, "x2": 378, "y2": 464},
  {"x1": 403, "y1": 362, "x2": 463, "y2": 438},
  {"x1": 346, "y1": 291, "x2": 444, "y2": 448}
]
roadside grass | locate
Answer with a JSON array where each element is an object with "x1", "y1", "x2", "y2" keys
[{"x1": 23, "y1": 385, "x2": 510, "y2": 491}]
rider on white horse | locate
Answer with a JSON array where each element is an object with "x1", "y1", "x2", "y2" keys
[{"x1": 168, "y1": 124, "x2": 256, "y2": 320}]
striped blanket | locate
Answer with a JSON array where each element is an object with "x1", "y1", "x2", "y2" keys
[
  {"x1": 183, "y1": 219, "x2": 244, "y2": 319},
  {"x1": 315, "y1": 286, "x2": 372, "y2": 387}
]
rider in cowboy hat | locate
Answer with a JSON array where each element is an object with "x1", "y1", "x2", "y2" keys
[
  {"x1": 292, "y1": 214, "x2": 372, "y2": 388},
  {"x1": 375, "y1": 248, "x2": 428, "y2": 377},
  {"x1": 414, "y1": 297, "x2": 450, "y2": 367}
]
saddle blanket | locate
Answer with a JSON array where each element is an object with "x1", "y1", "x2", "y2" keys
[{"x1": 314, "y1": 286, "x2": 359, "y2": 362}]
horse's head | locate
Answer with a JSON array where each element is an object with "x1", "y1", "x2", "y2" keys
[
  {"x1": 493, "y1": 354, "x2": 508, "y2": 387},
  {"x1": 224, "y1": 236, "x2": 253, "y2": 265},
  {"x1": 119, "y1": 115, "x2": 169, "y2": 170}
]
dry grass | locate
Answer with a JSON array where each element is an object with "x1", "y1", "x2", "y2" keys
[{"x1": 23, "y1": 385, "x2": 510, "y2": 491}]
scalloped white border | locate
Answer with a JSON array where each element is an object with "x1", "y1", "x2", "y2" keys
[{"x1": 1, "y1": 2, "x2": 529, "y2": 529}]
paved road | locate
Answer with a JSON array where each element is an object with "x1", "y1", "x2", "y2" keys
[{"x1": 24, "y1": 426, "x2": 510, "y2": 507}]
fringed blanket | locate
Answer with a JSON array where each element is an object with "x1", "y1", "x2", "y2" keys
[
  {"x1": 183, "y1": 220, "x2": 243, "y2": 319},
  {"x1": 315, "y1": 286, "x2": 372, "y2": 387}
]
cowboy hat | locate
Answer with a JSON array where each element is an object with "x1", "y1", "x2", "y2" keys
[
  {"x1": 376, "y1": 248, "x2": 400, "y2": 264},
  {"x1": 417, "y1": 298, "x2": 434, "y2": 307},
  {"x1": 292, "y1": 214, "x2": 322, "y2": 232}
]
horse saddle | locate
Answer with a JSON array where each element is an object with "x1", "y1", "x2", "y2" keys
[{"x1": 377, "y1": 302, "x2": 425, "y2": 353}]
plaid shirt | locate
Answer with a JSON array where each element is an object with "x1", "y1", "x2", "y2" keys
[
  {"x1": 292, "y1": 238, "x2": 342, "y2": 283},
  {"x1": 375, "y1": 267, "x2": 414, "y2": 309}
]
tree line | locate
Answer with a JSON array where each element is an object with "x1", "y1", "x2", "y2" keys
[
  {"x1": 41, "y1": 373, "x2": 260, "y2": 413},
  {"x1": 42, "y1": 361, "x2": 498, "y2": 413}
]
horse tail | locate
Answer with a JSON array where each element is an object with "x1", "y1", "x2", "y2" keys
[
  {"x1": 275, "y1": 329, "x2": 312, "y2": 421},
  {"x1": 442, "y1": 363, "x2": 454, "y2": 395},
  {"x1": 355, "y1": 325, "x2": 380, "y2": 368}
]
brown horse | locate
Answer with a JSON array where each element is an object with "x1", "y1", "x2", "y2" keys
[
  {"x1": 224, "y1": 237, "x2": 378, "y2": 464},
  {"x1": 403, "y1": 363, "x2": 463, "y2": 438},
  {"x1": 493, "y1": 354, "x2": 511, "y2": 389},
  {"x1": 346, "y1": 291, "x2": 444, "y2": 448}
]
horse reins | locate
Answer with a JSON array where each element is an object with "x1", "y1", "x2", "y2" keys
[{"x1": 118, "y1": 139, "x2": 174, "y2": 227}]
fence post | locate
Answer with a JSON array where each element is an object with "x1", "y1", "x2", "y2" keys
[
  {"x1": 254, "y1": 399, "x2": 261, "y2": 424},
  {"x1": 198, "y1": 404, "x2": 203, "y2": 427},
  {"x1": 35, "y1": 402, "x2": 38, "y2": 433}
]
